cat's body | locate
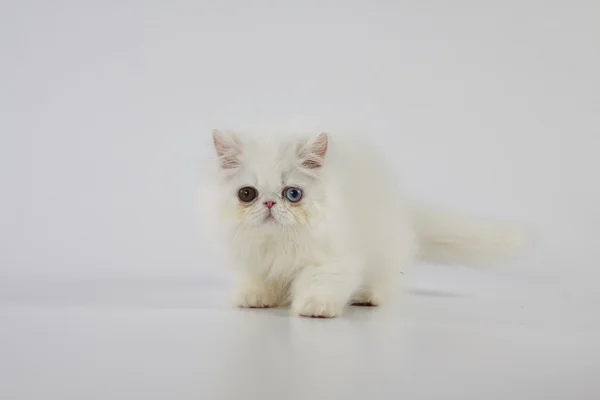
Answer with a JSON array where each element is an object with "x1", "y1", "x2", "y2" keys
[{"x1": 199, "y1": 129, "x2": 526, "y2": 318}]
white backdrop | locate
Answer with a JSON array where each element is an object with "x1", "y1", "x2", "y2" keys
[{"x1": 1, "y1": 1, "x2": 599, "y2": 294}]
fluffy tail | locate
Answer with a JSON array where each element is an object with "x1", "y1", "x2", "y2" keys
[{"x1": 411, "y1": 204, "x2": 531, "y2": 267}]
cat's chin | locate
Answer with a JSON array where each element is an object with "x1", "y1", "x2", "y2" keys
[
  {"x1": 262, "y1": 214, "x2": 290, "y2": 225},
  {"x1": 263, "y1": 215, "x2": 277, "y2": 224},
  {"x1": 257, "y1": 216, "x2": 292, "y2": 229}
]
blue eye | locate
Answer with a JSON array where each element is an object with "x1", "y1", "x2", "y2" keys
[{"x1": 283, "y1": 187, "x2": 303, "y2": 202}]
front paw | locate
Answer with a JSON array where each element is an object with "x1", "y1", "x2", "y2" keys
[
  {"x1": 232, "y1": 286, "x2": 278, "y2": 308},
  {"x1": 291, "y1": 293, "x2": 345, "y2": 318}
]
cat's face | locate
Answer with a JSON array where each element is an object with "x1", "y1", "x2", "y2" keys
[{"x1": 211, "y1": 130, "x2": 328, "y2": 231}]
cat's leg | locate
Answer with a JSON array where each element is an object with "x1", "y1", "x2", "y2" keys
[
  {"x1": 291, "y1": 258, "x2": 362, "y2": 318},
  {"x1": 351, "y1": 244, "x2": 415, "y2": 306},
  {"x1": 232, "y1": 274, "x2": 281, "y2": 308},
  {"x1": 351, "y1": 276, "x2": 397, "y2": 307}
]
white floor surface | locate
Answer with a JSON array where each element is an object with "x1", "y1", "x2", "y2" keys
[{"x1": 2, "y1": 269, "x2": 598, "y2": 400}]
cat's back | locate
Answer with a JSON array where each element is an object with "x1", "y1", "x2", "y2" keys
[
  {"x1": 326, "y1": 133, "x2": 404, "y2": 198},
  {"x1": 325, "y1": 133, "x2": 412, "y2": 247}
]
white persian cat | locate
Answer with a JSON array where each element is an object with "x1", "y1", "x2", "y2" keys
[{"x1": 199, "y1": 129, "x2": 527, "y2": 318}]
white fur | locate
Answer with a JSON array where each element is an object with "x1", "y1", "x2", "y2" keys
[{"x1": 198, "y1": 129, "x2": 527, "y2": 318}]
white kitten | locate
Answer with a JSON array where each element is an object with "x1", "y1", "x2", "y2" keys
[{"x1": 199, "y1": 129, "x2": 527, "y2": 318}]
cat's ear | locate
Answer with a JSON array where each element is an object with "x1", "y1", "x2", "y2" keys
[
  {"x1": 297, "y1": 132, "x2": 328, "y2": 169},
  {"x1": 212, "y1": 129, "x2": 242, "y2": 169}
]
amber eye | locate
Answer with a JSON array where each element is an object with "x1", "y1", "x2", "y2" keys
[
  {"x1": 238, "y1": 186, "x2": 258, "y2": 203},
  {"x1": 283, "y1": 187, "x2": 303, "y2": 203}
]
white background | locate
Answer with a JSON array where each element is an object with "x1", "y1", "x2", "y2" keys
[{"x1": 1, "y1": 1, "x2": 599, "y2": 399}]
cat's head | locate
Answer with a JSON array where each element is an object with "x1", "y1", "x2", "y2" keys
[{"x1": 210, "y1": 129, "x2": 329, "y2": 231}]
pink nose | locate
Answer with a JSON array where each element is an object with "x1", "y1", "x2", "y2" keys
[{"x1": 264, "y1": 201, "x2": 276, "y2": 209}]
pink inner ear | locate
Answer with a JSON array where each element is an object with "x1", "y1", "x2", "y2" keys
[
  {"x1": 212, "y1": 130, "x2": 240, "y2": 169},
  {"x1": 300, "y1": 133, "x2": 328, "y2": 169}
]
